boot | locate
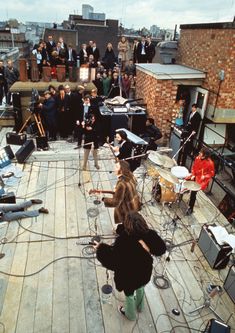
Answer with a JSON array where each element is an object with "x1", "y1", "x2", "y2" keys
[
  {"x1": 83, "y1": 149, "x2": 90, "y2": 170},
  {"x1": 93, "y1": 149, "x2": 100, "y2": 169}
]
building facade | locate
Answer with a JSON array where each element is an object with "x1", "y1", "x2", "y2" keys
[{"x1": 177, "y1": 22, "x2": 235, "y2": 124}]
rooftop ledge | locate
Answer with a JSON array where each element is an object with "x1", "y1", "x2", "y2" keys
[{"x1": 136, "y1": 63, "x2": 206, "y2": 80}]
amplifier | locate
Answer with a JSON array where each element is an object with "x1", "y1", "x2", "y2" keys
[
  {"x1": 4, "y1": 145, "x2": 15, "y2": 160},
  {"x1": 15, "y1": 139, "x2": 35, "y2": 163},
  {"x1": 169, "y1": 128, "x2": 181, "y2": 161},
  {"x1": 203, "y1": 318, "x2": 230, "y2": 333},
  {"x1": 224, "y1": 265, "x2": 235, "y2": 303},
  {"x1": 6, "y1": 132, "x2": 27, "y2": 146},
  {"x1": 198, "y1": 225, "x2": 232, "y2": 269},
  {"x1": 36, "y1": 136, "x2": 48, "y2": 150},
  {"x1": 0, "y1": 192, "x2": 16, "y2": 203}
]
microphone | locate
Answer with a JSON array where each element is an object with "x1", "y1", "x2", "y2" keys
[{"x1": 209, "y1": 286, "x2": 222, "y2": 298}]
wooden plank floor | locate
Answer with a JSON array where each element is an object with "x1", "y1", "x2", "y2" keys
[{"x1": 0, "y1": 128, "x2": 234, "y2": 333}]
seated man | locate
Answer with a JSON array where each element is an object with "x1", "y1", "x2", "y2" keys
[
  {"x1": 0, "y1": 199, "x2": 48, "y2": 222},
  {"x1": 141, "y1": 118, "x2": 162, "y2": 151}
]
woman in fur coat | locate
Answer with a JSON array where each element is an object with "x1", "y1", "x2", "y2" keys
[{"x1": 94, "y1": 211, "x2": 166, "y2": 321}]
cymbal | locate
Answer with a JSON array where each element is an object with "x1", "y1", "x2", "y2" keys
[
  {"x1": 148, "y1": 151, "x2": 164, "y2": 166},
  {"x1": 184, "y1": 181, "x2": 201, "y2": 191},
  {"x1": 160, "y1": 155, "x2": 176, "y2": 168},
  {"x1": 158, "y1": 168, "x2": 179, "y2": 184}
]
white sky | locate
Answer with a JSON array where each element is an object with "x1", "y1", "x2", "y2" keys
[{"x1": 1, "y1": 0, "x2": 235, "y2": 30}]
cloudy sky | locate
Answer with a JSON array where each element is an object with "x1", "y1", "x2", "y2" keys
[{"x1": 1, "y1": 0, "x2": 234, "y2": 29}]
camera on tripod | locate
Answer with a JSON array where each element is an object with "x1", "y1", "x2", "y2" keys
[{"x1": 29, "y1": 88, "x2": 40, "y2": 114}]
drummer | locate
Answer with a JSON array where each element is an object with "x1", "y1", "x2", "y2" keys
[{"x1": 185, "y1": 147, "x2": 215, "y2": 215}]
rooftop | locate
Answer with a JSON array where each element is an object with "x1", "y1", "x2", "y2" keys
[
  {"x1": 0, "y1": 127, "x2": 234, "y2": 333},
  {"x1": 136, "y1": 63, "x2": 206, "y2": 80}
]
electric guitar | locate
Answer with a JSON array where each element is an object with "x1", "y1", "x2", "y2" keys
[{"x1": 89, "y1": 189, "x2": 115, "y2": 195}]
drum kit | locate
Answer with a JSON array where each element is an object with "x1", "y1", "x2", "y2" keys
[{"x1": 147, "y1": 150, "x2": 201, "y2": 204}]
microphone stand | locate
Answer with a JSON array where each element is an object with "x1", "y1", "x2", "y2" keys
[{"x1": 172, "y1": 131, "x2": 195, "y2": 160}]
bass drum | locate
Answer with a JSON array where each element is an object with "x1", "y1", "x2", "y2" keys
[{"x1": 152, "y1": 177, "x2": 177, "y2": 203}]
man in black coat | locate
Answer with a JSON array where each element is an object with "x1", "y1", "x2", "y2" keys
[
  {"x1": 4, "y1": 60, "x2": 19, "y2": 105},
  {"x1": 46, "y1": 35, "x2": 56, "y2": 61},
  {"x1": 75, "y1": 95, "x2": 100, "y2": 146},
  {"x1": 94, "y1": 211, "x2": 166, "y2": 321},
  {"x1": 146, "y1": 36, "x2": 155, "y2": 63},
  {"x1": 136, "y1": 36, "x2": 147, "y2": 63},
  {"x1": 0, "y1": 60, "x2": 7, "y2": 105},
  {"x1": 39, "y1": 91, "x2": 57, "y2": 140},
  {"x1": 67, "y1": 44, "x2": 77, "y2": 67},
  {"x1": 142, "y1": 117, "x2": 162, "y2": 151},
  {"x1": 178, "y1": 103, "x2": 201, "y2": 165}
]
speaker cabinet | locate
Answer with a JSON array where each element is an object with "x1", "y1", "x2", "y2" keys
[
  {"x1": 15, "y1": 139, "x2": 35, "y2": 163},
  {"x1": 198, "y1": 225, "x2": 232, "y2": 269},
  {"x1": 0, "y1": 192, "x2": 16, "y2": 203},
  {"x1": 203, "y1": 318, "x2": 230, "y2": 333},
  {"x1": 224, "y1": 265, "x2": 235, "y2": 303},
  {"x1": 36, "y1": 136, "x2": 48, "y2": 150},
  {"x1": 169, "y1": 127, "x2": 181, "y2": 160},
  {"x1": 12, "y1": 92, "x2": 23, "y2": 132},
  {"x1": 6, "y1": 132, "x2": 27, "y2": 146},
  {"x1": 4, "y1": 145, "x2": 15, "y2": 160}
]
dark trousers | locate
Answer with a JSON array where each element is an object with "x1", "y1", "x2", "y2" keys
[
  {"x1": 189, "y1": 191, "x2": 197, "y2": 210},
  {"x1": 178, "y1": 140, "x2": 193, "y2": 166},
  {"x1": 0, "y1": 84, "x2": 3, "y2": 104}
]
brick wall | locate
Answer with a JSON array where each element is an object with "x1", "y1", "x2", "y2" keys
[
  {"x1": 177, "y1": 27, "x2": 235, "y2": 110},
  {"x1": 136, "y1": 69, "x2": 177, "y2": 137}
]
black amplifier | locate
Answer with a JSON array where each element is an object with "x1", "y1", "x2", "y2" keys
[
  {"x1": 36, "y1": 136, "x2": 48, "y2": 150},
  {"x1": 203, "y1": 318, "x2": 230, "y2": 333},
  {"x1": 0, "y1": 192, "x2": 16, "y2": 203},
  {"x1": 6, "y1": 132, "x2": 27, "y2": 146},
  {"x1": 15, "y1": 139, "x2": 35, "y2": 163},
  {"x1": 198, "y1": 225, "x2": 232, "y2": 269},
  {"x1": 224, "y1": 265, "x2": 235, "y2": 303}
]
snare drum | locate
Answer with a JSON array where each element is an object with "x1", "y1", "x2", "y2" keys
[{"x1": 152, "y1": 176, "x2": 177, "y2": 203}]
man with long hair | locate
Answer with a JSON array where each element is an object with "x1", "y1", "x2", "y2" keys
[
  {"x1": 102, "y1": 160, "x2": 141, "y2": 225},
  {"x1": 94, "y1": 211, "x2": 166, "y2": 321}
]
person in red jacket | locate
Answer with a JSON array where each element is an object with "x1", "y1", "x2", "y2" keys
[{"x1": 186, "y1": 147, "x2": 215, "y2": 215}]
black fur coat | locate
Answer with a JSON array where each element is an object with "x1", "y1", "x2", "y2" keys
[{"x1": 96, "y1": 228, "x2": 166, "y2": 295}]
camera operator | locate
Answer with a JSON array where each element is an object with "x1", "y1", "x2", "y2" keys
[{"x1": 38, "y1": 90, "x2": 57, "y2": 141}]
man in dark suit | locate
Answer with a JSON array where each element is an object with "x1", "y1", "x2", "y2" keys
[
  {"x1": 146, "y1": 36, "x2": 155, "y2": 63},
  {"x1": 46, "y1": 35, "x2": 56, "y2": 61},
  {"x1": 67, "y1": 44, "x2": 77, "y2": 67},
  {"x1": 136, "y1": 36, "x2": 147, "y2": 63},
  {"x1": 178, "y1": 103, "x2": 201, "y2": 166},
  {"x1": 75, "y1": 95, "x2": 98, "y2": 146}
]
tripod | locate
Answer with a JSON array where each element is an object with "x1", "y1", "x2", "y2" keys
[{"x1": 18, "y1": 110, "x2": 45, "y2": 137}]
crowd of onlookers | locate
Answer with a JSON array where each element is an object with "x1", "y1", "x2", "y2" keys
[
  {"x1": 0, "y1": 35, "x2": 156, "y2": 105},
  {"x1": 0, "y1": 59, "x2": 19, "y2": 106},
  {"x1": 30, "y1": 35, "x2": 156, "y2": 98}
]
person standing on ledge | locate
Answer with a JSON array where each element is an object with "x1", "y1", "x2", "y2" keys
[
  {"x1": 0, "y1": 199, "x2": 49, "y2": 222},
  {"x1": 185, "y1": 147, "x2": 215, "y2": 215},
  {"x1": 93, "y1": 211, "x2": 166, "y2": 321}
]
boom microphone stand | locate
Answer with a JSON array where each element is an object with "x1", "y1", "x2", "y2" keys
[{"x1": 172, "y1": 131, "x2": 195, "y2": 160}]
